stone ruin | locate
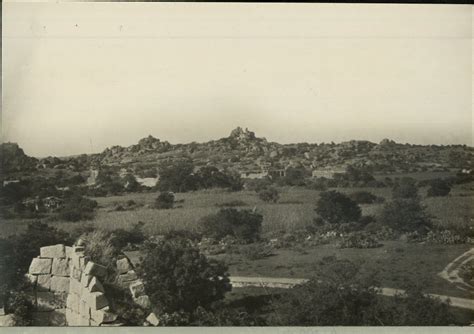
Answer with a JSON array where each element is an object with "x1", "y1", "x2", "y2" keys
[{"x1": 13, "y1": 241, "x2": 160, "y2": 327}]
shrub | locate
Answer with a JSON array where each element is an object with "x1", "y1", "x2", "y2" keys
[
  {"x1": 379, "y1": 198, "x2": 431, "y2": 233},
  {"x1": 199, "y1": 208, "x2": 263, "y2": 243},
  {"x1": 5, "y1": 291, "x2": 34, "y2": 326},
  {"x1": 349, "y1": 191, "x2": 378, "y2": 204},
  {"x1": 110, "y1": 222, "x2": 146, "y2": 250},
  {"x1": 154, "y1": 192, "x2": 175, "y2": 209},
  {"x1": 392, "y1": 177, "x2": 418, "y2": 199},
  {"x1": 315, "y1": 191, "x2": 362, "y2": 225},
  {"x1": 425, "y1": 230, "x2": 466, "y2": 245},
  {"x1": 257, "y1": 187, "x2": 280, "y2": 203},
  {"x1": 80, "y1": 230, "x2": 118, "y2": 269},
  {"x1": 269, "y1": 259, "x2": 458, "y2": 326},
  {"x1": 58, "y1": 195, "x2": 97, "y2": 222},
  {"x1": 338, "y1": 232, "x2": 382, "y2": 249},
  {"x1": 239, "y1": 243, "x2": 274, "y2": 260},
  {"x1": 427, "y1": 179, "x2": 451, "y2": 197},
  {"x1": 138, "y1": 234, "x2": 231, "y2": 313}
]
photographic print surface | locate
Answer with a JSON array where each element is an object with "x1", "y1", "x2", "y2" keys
[{"x1": 1, "y1": 2, "x2": 473, "y2": 327}]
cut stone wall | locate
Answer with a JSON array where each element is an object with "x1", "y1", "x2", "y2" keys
[{"x1": 26, "y1": 243, "x2": 118, "y2": 326}]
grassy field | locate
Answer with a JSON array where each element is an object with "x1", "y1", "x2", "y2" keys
[
  {"x1": 1, "y1": 182, "x2": 473, "y2": 237},
  {"x1": 1, "y1": 181, "x2": 473, "y2": 304}
]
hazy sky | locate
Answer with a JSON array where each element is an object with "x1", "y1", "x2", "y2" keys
[{"x1": 2, "y1": 3, "x2": 473, "y2": 157}]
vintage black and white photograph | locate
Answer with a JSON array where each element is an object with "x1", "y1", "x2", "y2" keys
[{"x1": 1, "y1": 1, "x2": 473, "y2": 328}]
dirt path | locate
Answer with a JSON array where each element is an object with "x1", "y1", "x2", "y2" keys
[
  {"x1": 438, "y1": 247, "x2": 474, "y2": 291},
  {"x1": 230, "y1": 277, "x2": 474, "y2": 311}
]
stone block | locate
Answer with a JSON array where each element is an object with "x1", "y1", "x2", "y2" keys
[
  {"x1": 54, "y1": 292, "x2": 68, "y2": 308},
  {"x1": 80, "y1": 256, "x2": 90, "y2": 270},
  {"x1": 70, "y1": 253, "x2": 82, "y2": 269},
  {"x1": 40, "y1": 244, "x2": 65, "y2": 259},
  {"x1": 66, "y1": 308, "x2": 80, "y2": 326},
  {"x1": 69, "y1": 278, "x2": 82, "y2": 296},
  {"x1": 31, "y1": 312, "x2": 50, "y2": 326},
  {"x1": 146, "y1": 312, "x2": 160, "y2": 326},
  {"x1": 129, "y1": 280, "x2": 145, "y2": 298},
  {"x1": 80, "y1": 299, "x2": 90, "y2": 318},
  {"x1": 88, "y1": 292, "x2": 108, "y2": 310},
  {"x1": 51, "y1": 276, "x2": 70, "y2": 292},
  {"x1": 90, "y1": 318, "x2": 99, "y2": 326},
  {"x1": 71, "y1": 267, "x2": 82, "y2": 280},
  {"x1": 29, "y1": 258, "x2": 52, "y2": 274},
  {"x1": 81, "y1": 272, "x2": 92, "y2": 288},
  {"x1": 116, "y1": 257, "x2": 132, "y2": 274},
  {"x1": 79, "y1": 316, "x2": 90, "y2": 326},
  {"x1": 49, "y1": 308, "x2": 67, "y2": 326},
  {"x1": 52, "y1": 258, "x2": 70, "y2": 277},
  {"x1": 117, "y1": 270, "x2": 138, "y2": 287},
  {"x1": 0, "y1": 314, "x2": 16, "y2": 326},
  {"x1": 88, "y1": 277, "x2": 105, "y2": 293},
  {"x1": 91, "y1": 307, "x2": 117, "y2": 324},
  {"x1": 25, "y1": 273, "x2": 37, "y2": 285},
  {"x1": 66, "y1": 293, "x2": 80, "y2": 313},
  {"x1": 65, "y1": 246, "x2": 73, "y2": 258},
  {"x1": 37, "y1": 274, "x2": 51, "y2": 291},
  {"x1": 134, "y1": 295, "x2": 151, "y2": 309},
  {"x1": 84, "y1": 261, "x2": 107, "y2": 278}
]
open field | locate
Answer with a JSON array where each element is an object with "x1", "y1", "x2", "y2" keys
[
  {"x1": 1, "y1": 182, "x2": 473, "y2": 237},
  {"x1": 1, "y1": 182, "x2": 472, "y2": 301}
]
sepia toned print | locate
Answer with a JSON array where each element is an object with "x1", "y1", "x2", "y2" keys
[{"x1": 1, "y1": 2, "x2": 473, "y2": 327}]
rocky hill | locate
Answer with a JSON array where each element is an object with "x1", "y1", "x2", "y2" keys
[
  {"x1": 1, "y1": 128, "x2": 473, "y2": 177},
  {"x1": 0, "y1": 142, "x2": 38, "y2": 174}
]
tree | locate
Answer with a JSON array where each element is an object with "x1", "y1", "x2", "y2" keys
[
  {"x1": 315, "y1": 191, "x2": 362, "y2": 224},
  {"x1": 379, "y1": 198, "x2": 431, "y2": 233},
  {"x1": 349, "y1": 191, "x2": 382, "y2": 204},
  {"x1": 257, "y1": 187, "x2": 280, "y2": 203},
  {"x1": 392, "y1": 177, "x2": 418, "y2": 199},
  {"x1": 138, "y1": 234, "x2": 231, "y2": 313},
  {"x1": 156, "y1": 160, "x2": 198, "y2": 193},
  {"x1": 281, "y1": 167, "x2": 307, "y2": 186},
  {"x1": 122, "y1": 174, "x2": 141, "y2": 192},
  {"x1": 427, "y1": 179, "x2": 451, "y2": 197},
  {"x1": 199, "y1": 208, "x2": 263, "y2": 243},
  {"x1": 154, "y1": 192, "x2": 175, "y2": 209}
]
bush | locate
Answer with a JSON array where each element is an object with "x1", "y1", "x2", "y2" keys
[
  {"x1": 392, "y1": 177, "x2": 419, "y2": 199},
  {"x1": 138, "y1": 234, "x2": 231, "y2": 313},
  {"x1": 315, "y1": 191, "x2": 362, "y2": 225},
  {"x1": 379, "y1": 198, "x2": 432, "y2": 233},
  {"x1": 110, "y1": 222, "x2": 146, "y2": 250},
  {"x1": 80, "y1": 230, "x2": 118, "y2": 269},
  {"x1": 257, "y1": 187, "x2": 280, "y2": 203},
  {"x1": 154, "y1": 192, "x2": 175, "y2": 209},
  {"x1": 349, "y1": 191, "x2": 378, "y2": 204},
  {"x1": 58, "y1": 195, "x2": 97, "y2": 222},
  {"x1": 427, "y1": 179, "x2": 451, "y2": 197},
  {"x1": 425, "y1": 230, "x2": 466, "y2": 245},
  {"x1": 5, "y1": 291, "x2": 34, "y2": 326},
  {"x1": 239, "y1": 243, "x2": 274, "y2": 260},
  {"x1": 199, "y1": 208, "x2": 263, "y2": 243},
  {"x1": 269, "y1": 259, "x2": 458, "y2": 326},
  {"x1": 338, "y1": 232, "x2": 382, "y2": 249}
]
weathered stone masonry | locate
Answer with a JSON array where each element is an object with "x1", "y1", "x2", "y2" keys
[
  {"x1": 26, "y1": 243, "x2": 118, "y2": 326},
  {"x1": 22, "y1": 242, "x2": 159, "y2": 327}
]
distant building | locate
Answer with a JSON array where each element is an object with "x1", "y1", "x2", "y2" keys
[
  {"x1": 43, "y1": 196, "x2": 64, "y2": 212},
  {"x1": 2, "y1": 180, "x2": 20, "y2": 187},
  {"x1": 87, "y1": 168, "x2": 99, "y2": 185},
  {"x1": 240, "y1": 170, "x2": 269, "y2": 179},
  {"x1": 311, "y1": 167, "x2": 346, "y2": 179}
]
